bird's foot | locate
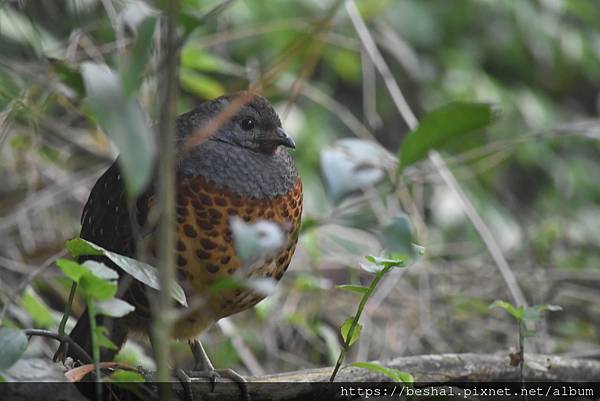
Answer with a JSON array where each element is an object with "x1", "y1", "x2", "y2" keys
[{"x1": 175, "y1": 367, "x2": 249, "y2": 401}]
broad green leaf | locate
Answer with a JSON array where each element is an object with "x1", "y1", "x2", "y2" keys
[
  {"x1": 340, "y1": 317, "x2": 362, "y2": 347},
  {"x1": 95, "y1": 326, "x2": 118, "y2": 350},
  {"x1": 97, "y1": 298, "x2": 136, "y2": 318},
  {"x1": 56, "y1": 259, "x2": 88, "y2": 282},
  {"x1": 110, "y1": 369, "x2": 145, "y2": 382},
  {"x1": 22, "y1": 290, "x2": 54, "y2": 328},
  {"x1": 351, "y1": 362, "x2": 414, "y2": 384},
  {"x1": 82, "y1": 260, "x2": 119, "y2": 281},
  {"x1": 75, "y1": 238, "x2": 187, "y2": 307},
  {"x1": 0, "y1": 328, "x2": 27, "y2": 370},
  {"x1": 80, "y1": 273, "x2": 117, "y2": 301},
  {"x1": 399, "y1": 102, "x2": 496, "y2": 168},
  {"x1": 66, "y1": 237, "x2": 103, "y2": 259},
  {"x1": 336, "y1": 285, "x2": 369, "y2": 295},
  {"x1": 81, "y1": 62, "x2": 154, "y2": 195},
  {"x1": 121, "y1": 17, "x2": 156, "y2": 96}
]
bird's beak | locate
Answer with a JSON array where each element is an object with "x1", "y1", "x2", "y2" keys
[{"x1": 275, "y1": 127, "x2": 296, "y2": 149}]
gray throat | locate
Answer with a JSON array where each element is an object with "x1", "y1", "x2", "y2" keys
[{"x1": 178, "y1": 140, "x2": 298, "y2": 199}]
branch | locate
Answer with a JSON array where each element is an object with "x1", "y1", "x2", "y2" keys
[{"x1": 5, "y1": 353, "x2": 599, "y2": 401}]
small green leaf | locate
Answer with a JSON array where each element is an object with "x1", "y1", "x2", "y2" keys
[
  {"x1": 56, "y1": 259, "x2": 88, "y2": 282},
  {"x1": 336, "y1": 285, "x2": 369, "y2": 295},
  {"x1": 0, "y1": 328, "x2": 27, "y2": 370},
  {"x1": 22, "y1": 290, "x2": 54, "y2": 328},
  {"x1": 96, "y1": 298, "x2": 135, "y2": 318},
  {"x1": 95, "y1": 326, "x2": 118, "y2": 350},
  {"x1": 340, "y1": 317, "x2": 362, "y2": 347},
  {"x1": 80, "y1": 273, "x2": 117, "y2": 301},
  {"x1": 380, "y1": 214, "x2": 414, "y2": 258},
  {"x1": 66, "y1": 237, "x2": 103, "y2": 259},
  {"x1": 536, "y1": 304, "x2": 563, "y2": 313},
  {"x1": 351, "y1": 362, "x2": 414, "y2": 384},
  {"x1": 400, "y1": 102, "x2": 496, "y2": 168},
  {"x1": 110, "y1": 369, "x2": 145, "y2": 382},
  {"x1": 81, "y1": 62, "x2": 154, "y2": 195},
  {"x1": 489, "y1": 300, "x2": 524, "y2": 321},
  {"x1": 364, "y1": 255, "x2": 408, "y2": 268}
]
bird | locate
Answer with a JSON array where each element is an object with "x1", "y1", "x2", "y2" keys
[{"x1": 54, "y1": 92, "x2": 302, "y2": 391}]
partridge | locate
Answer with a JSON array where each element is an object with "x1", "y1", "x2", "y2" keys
[{"x1": 55, "y1": 92, "x2": 302, "y2": 384}]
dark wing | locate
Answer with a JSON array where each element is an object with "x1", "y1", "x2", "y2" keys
[{"x1": 80, "y1": 160, "x2": 154, "y2": 256}]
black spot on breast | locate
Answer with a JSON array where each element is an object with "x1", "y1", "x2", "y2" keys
[
  {"x1": 208, "y1": 209, "x2": 222, "y2": 219},
  {"x1": 206, "y1": 264, "x2": 219, "y2": 273},
  {"x1": 176, "y1": 240, "x2": 186, "y2": 251},
  {"x1": 200, "y1": 238, "x2": 217, "y2": 250},
  {"x1": 183, "y1": 224, "x2": 197, "y2": 238},
  {"x1": 196, "y1": 249, "x2": 210, "y2": 259},
  {"x1": 196, "y1": 220, "x2": 213, "y2": 230},
  {"x1": 177, "y1": 255, "x2": 187, "y2": 267},
  {"x1": 214, "y1": 197, "x2": 227, "y2": 206}
]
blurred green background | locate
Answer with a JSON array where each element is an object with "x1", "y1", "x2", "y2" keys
[{"x1": 0, "y1": 0, "x2": 599, "y2": 375}]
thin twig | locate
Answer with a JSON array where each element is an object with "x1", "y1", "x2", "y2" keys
[
  {"x1": 153, "y1": 1, "x2": 180, "y2": 395},
  {"x1": 24, "y1": 329, "x2": 92, "y2": 364}
]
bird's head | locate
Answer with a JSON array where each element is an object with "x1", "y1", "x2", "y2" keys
[{"x1": 177, "y1": 92, "x2": 295, "y2": 155}]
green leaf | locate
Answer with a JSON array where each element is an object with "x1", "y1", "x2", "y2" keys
[
  {"x1": 95, "y1": 326, "x2": 118, "y2": 350},
  {"x1": 56, "y1": 259, "x2": 88, "y2": 282},
  {"x1": 380, "y1": 214, "x2": 414, "y2": 258},
  {"x1": 22, "y1": 290, "x2": 54, "y2": 328},
  {"x1": 535, "y1": 304, "x2": 563, "y2": 313},
  {"x1": 340, "y1": 317, "x2": 362, "y2": 347},
  {"x1": 364, "y1": 255, "x2": 408, "y2": 268},
  {"x1": 351, "y1": 362, "x2": 414, "y2": 384},
  {"x1": 96, "y1": 298, "x2": 136, "y2": 318},
  {"x1": 336, "y1": 285, "x2": 369, "y2": 295},
  {"x1": 121, "y1": 17, "x2": 156, "y2": 96},
  {"x1": 489, "y1": 300, "x2": 524, "y2": 321},
  {"x1": 399, "y1": 102, "x2": 496, "y2": 168},
  {"x1": 110, "y1": 369, "x2": 145, "y2": 382},
  {"x1": 75, "y1": 238, "x2": 187, "y2": 307},
  {"x1": 0, "y1": 328, "x2": 27, "y2": 370},
  {"x1": 80, "y1": 273, "x2": 117, "y2": 301},
  {"x1": 81, "y1": 62, "x2": 154, "y2": 196},
  {"x1": 66, "y1": 237, "x2": 103, "y2": 259},
  {"x1": 82, "y1": 260, "x2": 119, "y2": 281}
]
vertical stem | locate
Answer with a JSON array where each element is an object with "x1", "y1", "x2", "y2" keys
[
  {"x1": 58, "y1": 282, "x2": 77, "y2": 336},
  {"x1": 87, "y1": 298, "x2": 101, "y2": 400},
  {"x1": 330, "y1": 266, "x2": 391, "y2": 382},
  {"x1": 153, "y1": 0, "x2": 179, "y2": 398}
]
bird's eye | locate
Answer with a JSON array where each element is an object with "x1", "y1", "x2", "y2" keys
[{"x1": 240, "y1": 118, "x2": 256, "y2": 131}]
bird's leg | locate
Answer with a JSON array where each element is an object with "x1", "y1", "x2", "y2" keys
[{"x1": 176, "y1": 339, "x2": 249, "y2": 401}]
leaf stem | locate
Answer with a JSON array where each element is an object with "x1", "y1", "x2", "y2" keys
[
  {"x1": 58, "y1": 282, "x2": 77, "y2": 337},
  {"x1": 329, "y1": 266, "x2": 391, "y2": 381}
]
